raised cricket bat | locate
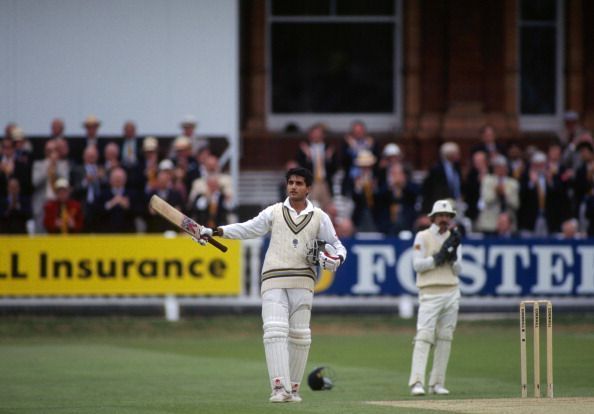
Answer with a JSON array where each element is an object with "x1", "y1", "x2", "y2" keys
[{"x1": 149, "y1": 194, "x2": 228, "y2": 252}]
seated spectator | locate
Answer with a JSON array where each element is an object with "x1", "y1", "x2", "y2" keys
[
  {"x1": 471, "y1": 124, "x2": 506, "y2": 160},
  {"x1": 32, "y1": 139, "x2": 70, "y2": 233},
  {"x1": 559, "y1": 110, "x2": 585, "y2": 147},
  {"x1": 188, "y1": 174, "x2": 233, "y2": 228},
  {"x1": 138, "y1": 136, "x2": 161, "y2": 193},
  {"x1": 120, "y1": 121, "x2": 141, "y2": 169},
  {"x1": 69, "y1": 115, "x2": 104, "y2": 163},
  {"x1": 558, "y1": 218, "x2": 584, "y2": 240},
  {"x1": 476, "y1": 155, "x2": 520, "y2": 235},
  {"x1": 187, "y1": 154, "x2": 232, "y2": 209},
  {"x1": 572, "y1": 140, "x2": 594, "y2": 214},
  {"x1": 350, "y1": 149, "x2": 378, "y2": 232},
  {"x1": 102, "y1": 142, "x2": 122, "y2": 175},
  {"x1": 507, "y1": 142, "x2": 526, "y2": 180},
  {"x1": 518, "y1": 151, "x2": 571, "y2": 237},
  {"x1": 1, "y1": 135, "x2": 31, "y2": 197},
  {"x1": 145, "y1": 169, "x2": 185, "y2": 233},
  {"x1": 377, "y1": 142, "x2": 412, "y2": 188},
  {"x1": 421, "y1": 142, "x2": 463, "y2": 214},
  {"x1": 0, "y1": 177, "x2": 31, "y2": 234},
  {"x1": 43, "y1": 178, "x2": 83, "y2": 234},
  {"x1": 341, "y1": 120, "x2": 380, "y2": 197},
  {"x1": 463, "y1": 150, "x2": 489, "y2": 224},
  {"x1": 11, "y1": 127, "x2": 33, "y2": 173},
  {"x1": 97, "y1": 167, "x2": 139, "y2": 233},
  {"x1": 170, "y1": 136, "x2": 199, "y2": 193},
  {"x1": 179, "y1": 115, "x2": 208, "y2": 155},
  {"x1": 584, "y1": 190, "x2": 594, "y2": 237},
  {"x1": 493, "y1": 211, "x2": 516, "y2": 239},
  {"x1": 157, "y1": 159, "x2": 187, "y2": 206},
  {"x1": 375, "y1": 163, "x2": 419, "y2": 236},
  {"x1": 70, "y1": 146, "x2": 105, "y2": 233},
  {"x1": 296, "y1": 123, "x2": 337, "y2": 208}
]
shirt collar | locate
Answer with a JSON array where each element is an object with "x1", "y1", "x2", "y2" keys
[{"x1": 283, "y1": 197, "x2": 314, "y2": 215}]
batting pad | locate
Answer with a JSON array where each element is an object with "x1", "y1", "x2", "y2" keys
[
  {"x1": 262, "y1": 292, "x2": 291, "y2": 392},
  {"x1": 288, "y1": 304, "x2": 312, "y2": 386}
]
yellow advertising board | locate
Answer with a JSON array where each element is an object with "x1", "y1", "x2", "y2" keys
[{"x1": 0, "y1": 235, "x2": 242, "y2": 296}]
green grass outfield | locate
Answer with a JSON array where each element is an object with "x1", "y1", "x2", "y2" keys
[{"x1": 1, "y1": 313, "x2": 593, "y2": 414}]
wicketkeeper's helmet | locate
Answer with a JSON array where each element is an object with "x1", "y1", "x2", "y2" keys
[{"x1": 307, "y1": 366, "x2": 335, "y2": 391}]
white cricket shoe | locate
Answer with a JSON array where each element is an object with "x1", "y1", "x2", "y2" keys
[
  {"x1": 429, "y1": 384, "x2": 450, "y2": 395},
  {"x1": 290, "y1": 383, "x2": 303, "y2": 402},
  {"x1": 410, "y1": 382, "x2": 426, "y2": 396},
  {"x1": 269, "y1": 387, "x2": 292, "y2": 403}
]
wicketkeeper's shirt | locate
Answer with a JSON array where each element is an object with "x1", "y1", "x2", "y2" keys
[{"x1": 412, "y1": 223, "x2": 461, "y2": 294}]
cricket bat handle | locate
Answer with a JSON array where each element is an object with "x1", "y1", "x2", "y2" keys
[{"x1": 149, "y1": 195, "x2": 228, "y2": 253}]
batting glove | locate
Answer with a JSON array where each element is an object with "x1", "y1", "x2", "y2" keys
[
  {"x1": 318, "y1": 244, "x2": 343, "y2": 272},
  {"x1": 194, "y1": 227, "x2": 214, "y2": 246}
]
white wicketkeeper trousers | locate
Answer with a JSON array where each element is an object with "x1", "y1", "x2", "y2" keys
[{"x1": 409, "y1": 288, "x2": 460, "y2": 387}]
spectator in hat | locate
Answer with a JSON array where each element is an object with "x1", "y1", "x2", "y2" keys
[
  {"x1": 69, "y1": 115, "x2": 104, "y2": 163},
  {"x1": 11, "y1": 127, "x2": 33, "y2": 170},
  {"x1": 170, "y1": 135, "x2": 198, "y2": 192},
  {"x1": 377, "y1": 142, "x2": 412, "y2": 189},
  {"x1": 140, "y1": 136, "x2": 161, "y2": 193},
  {"x1": 0, "y1": 177, "x2": 32, "y2": 234},
  {"x1": 341, "y1": 120, "x2": 380, "y2": 197},
  {"x1": 350, "y1": 149, "x2": 379, "y2": 232},
  {"x1": 179, "y1": 115, "x2": 208, "y2": 154},
  {"x1": 296, "y1": 123, "x2": 338, "y2": 208},
  {"x1": 43, "y1": 178, "x2": 84, "y2": 234}
]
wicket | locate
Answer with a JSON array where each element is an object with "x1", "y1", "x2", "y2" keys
[{"x1": 519, "y1": 300, "x2": 553, "y2": 398}]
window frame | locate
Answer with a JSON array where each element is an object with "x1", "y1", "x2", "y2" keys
[
  {"x1": 518, "y1": 0, "x2": 565, "y2": 132},
  {"x1": 265, "y1": 0, "x2": 403, "y2": 132}
]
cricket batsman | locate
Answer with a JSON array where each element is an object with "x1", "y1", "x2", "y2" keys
[{"x1": 198, "y1": 167, "x2": 347, "y2": 403}]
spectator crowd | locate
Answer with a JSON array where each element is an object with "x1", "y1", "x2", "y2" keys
[{"x1": 2, "y1": 113, "x2": 594, "y2": 239}]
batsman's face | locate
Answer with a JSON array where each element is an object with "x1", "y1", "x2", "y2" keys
[
  {"x1": 433, "y1": 213, "x2": 453, "y2": 233},
  {"x1": 287, "y1": 175, "x2": 309, "y2": 202}
]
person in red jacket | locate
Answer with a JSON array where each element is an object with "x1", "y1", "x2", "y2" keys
[{"x1": 43, "y1": 178, "x2": 84, "y2": 234}]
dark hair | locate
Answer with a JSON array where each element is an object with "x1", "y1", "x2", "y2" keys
[{"x1": 286, "y1": 167, "x2": 313, "y2": 186}]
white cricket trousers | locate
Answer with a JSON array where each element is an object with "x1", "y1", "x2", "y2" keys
[
  {"x1": 409, "y1": 287, "x2": 460, "y2": 387},
  {"x1": 262, "y1": 288, "x2": 313, "y2": 393}
]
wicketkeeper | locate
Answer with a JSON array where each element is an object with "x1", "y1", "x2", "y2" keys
[
  {"x1": 408, "y1": 199, "x2": 462, "y2": 396},
  {"x1": 198, "y1": 167, "x2": 346, "y2": 403}
]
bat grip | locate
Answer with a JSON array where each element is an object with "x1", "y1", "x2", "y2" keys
[{"x1": 207, "y1": 237, "x2": 228, "y2": 252}]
